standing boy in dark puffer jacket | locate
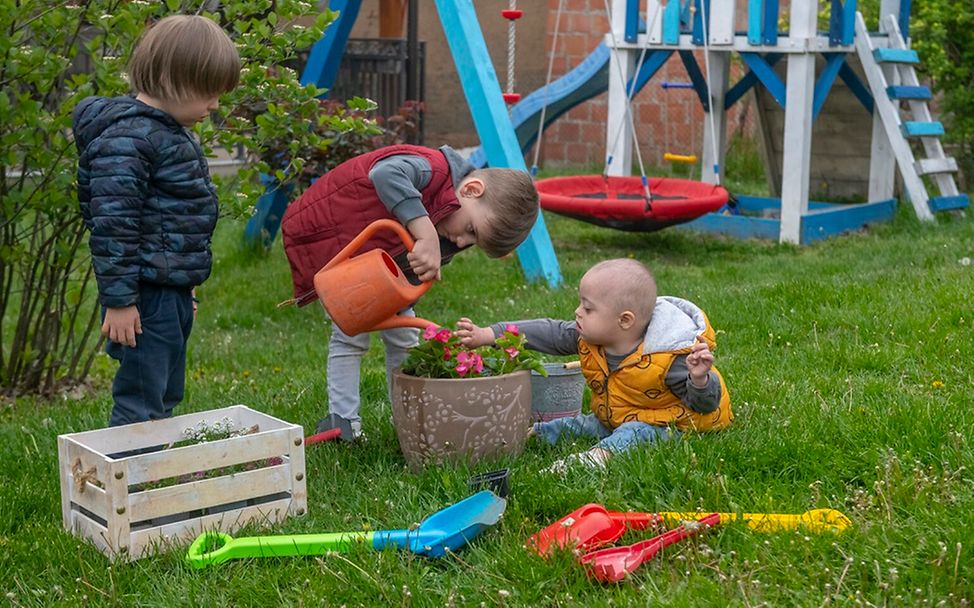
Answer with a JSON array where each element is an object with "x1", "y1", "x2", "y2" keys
[{"x1": 73, "y1": 15, "x2": 240, "y2": 426}]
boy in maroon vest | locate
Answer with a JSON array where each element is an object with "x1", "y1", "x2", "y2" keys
[{"x1": 281, "y1": 144, "x2": 540, "y2": 439}]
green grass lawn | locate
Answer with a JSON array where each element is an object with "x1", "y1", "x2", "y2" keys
[{"x1": 2, "y1": 205, "x2": 972, "y2": 606}]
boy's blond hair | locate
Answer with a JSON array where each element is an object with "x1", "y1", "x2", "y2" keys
[
  {"x1": 128, "y1": 15, "x2": 240, "y2": 102},
  {"x1": 588, "y1": 258, "x2": 657, "y2": 326},
  {"x1": 468, "y1": 168, "x2": 540, "y2": 257}
]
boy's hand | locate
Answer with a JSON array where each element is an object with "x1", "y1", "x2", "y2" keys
[
  {"x1": 103, "y1": 305, "x2": 142, "y2": 347},
  {"x1": 686, "y1": 337, "x2": 714, "y2": 387},
  {"x1": 454, "y1": 317, "x2": 496, "y2": 348},
  {"x1": 407, "y1": 237, "x2": 442, "y2": 282}
]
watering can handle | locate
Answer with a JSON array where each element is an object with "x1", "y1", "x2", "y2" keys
[{"x1": 322, "y1": 219, "x2": 417, "y2": 272}]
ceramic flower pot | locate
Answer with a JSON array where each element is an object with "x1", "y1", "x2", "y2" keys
[{"x1": 389, "y1": 369, "x2": 532, "y2": 471}]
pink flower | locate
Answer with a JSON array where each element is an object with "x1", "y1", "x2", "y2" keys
[
  {"x1": 423, "y1": 324, "x2": 439, "y2": 340},
  {"x1": 443, "y1": 346, "x2": 451, "y2": 361},
  {"x1": 505, "y1": 347, "x2": 519, "y2": 359},
  {"x1": 470, "y1": 352, "x2": 484, "y2": 374},
  {"x1": 455, "y1": 351, "x2": 471, "y2": 377},
  {"x1": 435, "y1": 328, "x2": 452, "y2": 343},
  {"x1": 505, "y1": 324, "x2": 520, "y2": 336}
]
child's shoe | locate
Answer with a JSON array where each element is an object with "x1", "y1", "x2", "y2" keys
[{"x1": 543, "y1": 449, "x2": 610, "y2": 474}]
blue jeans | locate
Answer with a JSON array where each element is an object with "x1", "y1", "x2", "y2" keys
[
  {"x1": 534, "y1": 413, "x2": 680, "y2": 453},
  {"x1": 105, "y1": 284, "x2": 194, "y2": 427}
]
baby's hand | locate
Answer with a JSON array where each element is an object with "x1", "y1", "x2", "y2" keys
[
  {"x1": 686, "y1": 337, "x2": 714, "y2": 387},
  {"x1": 454, "y1": 317, "x2": 496, "y2": 348},
  {"x1": 407, "y1": 237, "x2": 442, "y2": 282}
]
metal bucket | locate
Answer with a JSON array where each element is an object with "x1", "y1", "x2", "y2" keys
[{"x1": 530, "y1": 362, "x2": 584, "y2": 422}]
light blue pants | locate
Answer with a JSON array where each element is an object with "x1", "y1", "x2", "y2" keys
[
  {"x1": 534, "y1": 413, "x2": 680, "y2": 453},
  {"x1": 325, "y1": 306, "x2": 419, "y2": 433}
]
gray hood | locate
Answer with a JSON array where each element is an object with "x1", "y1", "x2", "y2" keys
[
  {"x1": 643, "y1": 296, "x2": 709, "y2": 353},
  {"x1": 440, "y1": 145, "x2": 475, "y2": 189}
]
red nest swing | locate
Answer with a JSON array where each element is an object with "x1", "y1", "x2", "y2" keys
[{"x1": 535, "y1": 175, "x2": 729, "y2": 232}]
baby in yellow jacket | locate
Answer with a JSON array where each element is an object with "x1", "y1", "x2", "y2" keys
[{"x1": 456, "y1": 258, "x2": 732, "y2": 473}]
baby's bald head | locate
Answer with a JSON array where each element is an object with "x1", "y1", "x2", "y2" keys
[{"x1": 582, "y1": 259, "x2": 657, "y2": 327}]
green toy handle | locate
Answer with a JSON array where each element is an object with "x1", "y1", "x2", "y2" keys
[{"x1": 186, "y1": 530, "x2": 374, "y2": 569}]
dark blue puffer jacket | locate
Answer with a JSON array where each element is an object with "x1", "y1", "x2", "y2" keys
[{"x1": 73, "y1": 96, "x2": 219, "y2": 308}]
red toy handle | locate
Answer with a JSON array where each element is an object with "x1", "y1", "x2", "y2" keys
[
  {"x1": 607, "y1": 511, "x2": 664, "y2": 531},
  {"x1": 305, "y1": 428, "x2": 342, "y2": 446}
]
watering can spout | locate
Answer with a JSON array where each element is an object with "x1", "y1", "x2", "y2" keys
[{"x1": 314, "y1": 219, "x2": 439, "y2": 336}]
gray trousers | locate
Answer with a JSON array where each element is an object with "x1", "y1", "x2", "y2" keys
[{"x1": 325, "y1": 306, "x2": 419, "y2": 434}]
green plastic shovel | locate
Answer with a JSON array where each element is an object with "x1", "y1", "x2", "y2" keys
[{"x1": 185, "y1": 490, "x2": 506, "y2": 569}]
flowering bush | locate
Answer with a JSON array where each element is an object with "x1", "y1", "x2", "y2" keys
[{"x1": 400, "y1": 324, "x2": 547, "y2": 379}]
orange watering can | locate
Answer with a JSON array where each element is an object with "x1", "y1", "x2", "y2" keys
[{"x1": 314, "y1": 219, "x2": 438, "y2": 336}]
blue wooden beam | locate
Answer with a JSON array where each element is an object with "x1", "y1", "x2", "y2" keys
[
  {"x1": 625, "y1": 0, "x2": 640, "y2": 43},
  {"x1": 841, "y1": 0, "x2": 857, "y2": 44},
  {"x1": 828, "y1": 0, "x2": 856, "y2": 46},
  {"x1": 679, "y1": 196, "x2": 897, "y2": 244},
  {"x1": 299, "y1": 0, "x2": 362, "y2": 91},
  {"x1": 762, "y1": 0, "x2": 778, "y2": 45},
  {"x1": 747, "y1": 0, "x2": 764, "y2": 46},
  {"x1": 725, "y1": 53, "x2": 782, "y2": 109},
  {"x1": 838, "y1": 61, "x2": 873, "y2": 113},
  {"x1": 244, "y1": 178, "x2": 292, "y2": 248},
  {"x1": 632, "y1": 50, "x2": 675, "y2": 92},
  {"x1": 678, "y1": 50, "x2": 710, "y2": 111},
  {"x1": 899, "y1": 0, "x2": 911, "y2": 39},
  {"x1": 663, "y1": 0, "x2": 681, "y2": 44},
  {"x1": 691, "y1": 0, "x2": 709, "y2": 46},
  {"x1": 812, "y1": 54, "x2": 846, "y2": 121},
  {"x1": 740, "y1": 52, "x2": 786, "y2": 107},
  {"x1": 801, "y1": 198, "x2": 897, "y2": 243},
  {"x1": 433, "y1": 0, "x2": 561, "y2": 287}
]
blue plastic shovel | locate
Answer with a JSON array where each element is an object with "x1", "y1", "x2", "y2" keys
[{"x1": 186, "y1": 490, "x2": 506, "y2": 569}]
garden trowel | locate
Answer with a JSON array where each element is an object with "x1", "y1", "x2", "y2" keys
[{"x1": 185, "y1": 490, "x2": 506, "y2": 569}]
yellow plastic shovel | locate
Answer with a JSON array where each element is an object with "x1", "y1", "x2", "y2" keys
[{"x1": 651, "y1": 508, "x2": 851, "y2": 533}]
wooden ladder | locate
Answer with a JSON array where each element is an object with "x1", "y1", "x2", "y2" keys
[{"x1": 854, "y1": 12, "x2": 969, "y2": 220}]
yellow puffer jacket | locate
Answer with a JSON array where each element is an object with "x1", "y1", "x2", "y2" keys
[{"x1": 579, "y1": 296, "x2": 733, "y2": 432}]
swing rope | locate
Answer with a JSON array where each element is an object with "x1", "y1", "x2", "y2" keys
[
  {"x1": 601, "y1": 0, "x2": 664, "y2": 210},
  {"x1": 530, "y1": 0, "x2": 566, "y2": 177},
  {"x1": 604, "y1": 2, "x2": 663, "y2": 176},
  {"x1": 506, "y1": 0, "x2": 517, "y2": 97}
]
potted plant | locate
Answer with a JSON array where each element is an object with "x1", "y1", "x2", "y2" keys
[{"x1": 390, "y1": 324, "x2": 547, "y2": 470}]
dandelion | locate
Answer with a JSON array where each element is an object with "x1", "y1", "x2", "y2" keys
[{"x1": 932, "y1": 380, "x2": 944, "y2": 389}]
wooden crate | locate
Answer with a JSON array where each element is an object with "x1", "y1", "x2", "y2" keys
[{"x1": 57, "y1": 405, "x2": 307, "y2": 561}]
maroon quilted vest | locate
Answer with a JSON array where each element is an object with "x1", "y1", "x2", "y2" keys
[{"x1": 281, "y1": 145, "x2": 462, "y2": 305}]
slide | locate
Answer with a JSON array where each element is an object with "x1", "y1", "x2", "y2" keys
[{"x1": 469, "y1": 42, "x2": 610, "y2": 168}]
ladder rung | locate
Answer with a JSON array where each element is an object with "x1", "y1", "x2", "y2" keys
[
  {"x1": 902, "y1": 121, "x2": 944, "y2": 137},
  {"x1": 928, "y1": 195, "x2": 970, "y2": 212},
  {"x1": 887, "y1": 85, "x2": 932, "y2": 100},
  {"x1": 873, "y1": 48, "x2": 920, "y2": 64},
  {"x1": 915, "y1": 157, "x2": 958, "y2": 175}
]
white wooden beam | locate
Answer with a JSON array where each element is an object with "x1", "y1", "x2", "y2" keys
[
  {"x1": 778, "y1": 0, "x2": 819, "y2": 243},
  {"x1": 708, "y1": 0, "x2": 736, "y2": 46},
  {"x1": 646, "y1": 0, "x2": 663, "y2": 45},
  {"x1": 605, "y1": 0, "x2": 635, "y2": 177}
]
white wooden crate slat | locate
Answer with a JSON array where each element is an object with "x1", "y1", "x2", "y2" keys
[{"x1": 128, "y1": 464, "x2": 291, "y2": 522}]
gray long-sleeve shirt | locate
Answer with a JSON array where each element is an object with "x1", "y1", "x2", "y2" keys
[
  {"x1": 490, "y1": 318, "x2": 722, "y2": 414},
  {"x1": 367, "y1": 146, "x2": 474, "y2": 281}
]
